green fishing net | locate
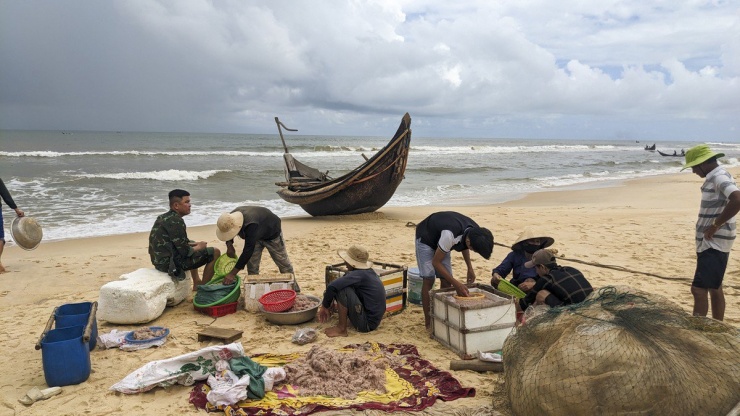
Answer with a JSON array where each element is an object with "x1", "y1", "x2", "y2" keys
[{"x1": 503, "y1": 286, "x2": 740, "y2": 416}]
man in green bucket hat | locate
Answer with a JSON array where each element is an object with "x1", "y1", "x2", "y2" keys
[{"x1": 683, "y1": 144, "x2": 740, "y2": 321}]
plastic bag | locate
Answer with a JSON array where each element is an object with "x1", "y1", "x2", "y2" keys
[{"x1": 292, "y1": 327, "x2": 318, "y2": 345}]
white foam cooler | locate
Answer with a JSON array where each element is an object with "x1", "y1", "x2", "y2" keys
[
  {"x1": 97, "y1": 268, "x2": 189, "y2": 324},
  {"x1": 431, "y1": 284, "x2": 516, "y2": 359}
]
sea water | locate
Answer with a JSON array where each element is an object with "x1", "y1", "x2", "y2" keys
[{"x1": 1, "y1": 129, "x2": 738, "y2": 243}]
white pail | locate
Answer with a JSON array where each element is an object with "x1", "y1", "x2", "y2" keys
[{"x1": 408, "y1": 267, "x2": 423, "y2": 305}]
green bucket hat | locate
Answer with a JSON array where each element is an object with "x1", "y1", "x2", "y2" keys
[{"x1": 681, "y1": 144, "x2": 724, "y2": 171}]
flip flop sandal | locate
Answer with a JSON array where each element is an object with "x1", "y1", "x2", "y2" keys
[{"x1": 18, "y1": 386, "x2": 61, "y2": 405}]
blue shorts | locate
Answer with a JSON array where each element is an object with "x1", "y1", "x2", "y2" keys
[
  {"x1": 693, "y1": 248, "x2": 729, "y2": 289},
  {"x1": 415, "y1": 238, "x2": 452, "y2": 280},
  {"x1": 0, "y1": 208, "x2": 5, "y2": 241}
]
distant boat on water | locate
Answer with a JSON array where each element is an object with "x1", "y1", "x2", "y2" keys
[
  {"x1": 644, "y1": 144, "x2": 656, "y2": 151},
  {"x1": 657, "y1": 150, "x2": 685, "y2": 157}
]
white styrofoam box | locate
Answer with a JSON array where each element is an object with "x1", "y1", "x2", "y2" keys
[
  {"x1": 118, "y1": 268, "x2": 189, "y2": 306},
  {"x1": 431, "y1": 285, "x2": 517, "y2": 359},
  {"x1": 432, "y1": 319, "x2": 515, "y2": 358},
  {"x1": 432, "y1": 294, "x2": 516, "y2": 330},
  {"x1": 98, "y1": 268, "x2": 188, "y2": 324}
]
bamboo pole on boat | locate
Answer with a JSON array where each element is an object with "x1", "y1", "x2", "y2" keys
[{"x1": 274, "y1": 117, "x2": 298, "y2": 154}]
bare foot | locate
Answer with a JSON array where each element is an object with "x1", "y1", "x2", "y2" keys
[
  {"x1": 324, "y1": 326, "x2": 348, "y2": 337},
  {"x1": 0, "y1": 264, "x2": 5, "y2": 274},
  {"x1": 426, "y1": 324, "x2": 435, "y2": 338}
]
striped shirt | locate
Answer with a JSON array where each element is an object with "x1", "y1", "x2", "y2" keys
[{"x1": 696, "y1": 166, "x2": 739, "y2": 253}]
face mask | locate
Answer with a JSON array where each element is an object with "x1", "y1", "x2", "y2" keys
[{"x1": 523, "y1": 243, "x2": 540, "y2": 253}]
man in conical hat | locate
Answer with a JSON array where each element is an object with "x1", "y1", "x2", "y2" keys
[
  {"x1": 682, "y1": 144, "x2": 740, "y2": 321},
  {"x1": 491, "y1": 228, "x2": 554, "y2": 292}
]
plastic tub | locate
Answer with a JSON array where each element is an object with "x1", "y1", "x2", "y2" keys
[
  {"x1": 193, "y1": 275, "x2": 242, "y2": 308},
  {"x1": 408, "y1": 267, "x2": 423, "y2": 305},
  {"x1": 195, "y1": 301, "x2": 239, "y2": 317},
  {"x1": 55, "y1": 301, "x2": 97, "y2": 351},
  {"x1": 41, "y1": 325, "x2": 91, "y2": 387}
]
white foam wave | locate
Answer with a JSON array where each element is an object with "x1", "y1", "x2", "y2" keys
[
  {"x1": 36, "y1": 197, "x2": 307, "y2": 242},
  {"x1": 0, "y1": 144, "x2": 628, "y2": 159},
  {"x1": 73, "y1": 169, "x2": 229, "y2": 181},
  {"x1": 0, "y1": 150, "x2": 283, "y2": 157},
  {"x1": 409, "y1": 144, "x2": 625, "y2": 155},
  {"x1": 535, "y1": 166, "x2": 678, "y2": 188}
]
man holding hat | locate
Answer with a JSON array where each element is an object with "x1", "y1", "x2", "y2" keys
[
  {"x1": 317, "y1": 245, "x2": 386, "y2": 337},
  {"x1": 491, "y1": 228, "x2": 554, "y2": 292},
  {"x1": 682, "y1": 144, "x2": 740, "y2": 321},
  {"x1": 518, "y1": 249, "x2": 592, "y2": 311},
  {"x1": 216, "y1": 206, "x2": 296, "y2": 288},
  {"x1": 0, "y1": 177, "x2": 25, "y2": 273}
]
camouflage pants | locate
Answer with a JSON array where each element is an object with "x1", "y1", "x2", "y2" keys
[{"x1": 247, "y1": 232, "x2": 294, "y2": 275}]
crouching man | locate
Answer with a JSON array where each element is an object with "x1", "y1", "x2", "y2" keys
[
  {"x1": 519, "y1": 249, "x2": 593, "y2": 311},
  {"x1": 317, "y1": 245, "x2": 386, "y2": 337}
]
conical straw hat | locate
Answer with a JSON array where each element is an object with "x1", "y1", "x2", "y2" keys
[{"x1": 511, "y1": 228, "x2": 554, "y2": 250}]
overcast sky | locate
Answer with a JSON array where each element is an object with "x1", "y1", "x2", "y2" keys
[{"x1": 1, "y1": 1, "x2": 739, "y2": 141}]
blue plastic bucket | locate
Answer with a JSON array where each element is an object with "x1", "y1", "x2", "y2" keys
[
  {"x1": 41, "y1": 325, "x2": 91, "y2": 387},
  {"x1": 55, "y1": 302, "x2": 97, "y2": 350}
]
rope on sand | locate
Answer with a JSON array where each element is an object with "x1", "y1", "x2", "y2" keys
[{"x1": 492, "y1": 241, "x2": 699, "y2": 284}]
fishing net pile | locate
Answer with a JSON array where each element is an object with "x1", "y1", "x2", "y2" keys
[{"x1": 503, "y1": 286, "x2": 740, "y2": 416}]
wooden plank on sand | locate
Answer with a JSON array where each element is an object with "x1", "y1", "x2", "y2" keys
[
  {"x1": 449, "y1": 359, "x2": 504, "y2": 373},
  {"x1": 197, "y1": 327, "x2": 243, "y2": 343}
]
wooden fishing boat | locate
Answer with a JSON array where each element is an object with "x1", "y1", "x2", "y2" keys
[
  {"x1": 657, "y1": 150, "x2": 685, "y2": 157},
  {"x1": 644, "y1": 144, "x2": 656, "y2": 151},
  {"x1": 274, "y1": 113, "x2": 412, "y2": 216}
]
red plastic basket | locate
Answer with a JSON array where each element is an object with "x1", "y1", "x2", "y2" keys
[
  {"x1": 195, "y1": 301, "x2": 238, "y2": 318},
  {"x1": 259, "y1": 289, "x2": 297, "y2": 313}
]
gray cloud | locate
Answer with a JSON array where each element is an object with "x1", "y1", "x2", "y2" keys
[{"x1": 1, "y1": 0, "x2": 738, "y2": 140}]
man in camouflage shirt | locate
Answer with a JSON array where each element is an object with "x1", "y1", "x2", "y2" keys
[{"x1": 149, "y1": 189, "x2": 220, "y2": 288}]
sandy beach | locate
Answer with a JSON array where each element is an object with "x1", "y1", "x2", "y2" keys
[{"x1": 2, "y1": 169, "x2": 738, "y2": 416}]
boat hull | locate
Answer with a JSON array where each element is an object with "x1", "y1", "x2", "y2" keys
[
  {"x1": 657, "y1": 150, "x2": 684, "y2": 157},
  {"x1": 277, "y1": 113, "x2": 411, "y2": 216}
]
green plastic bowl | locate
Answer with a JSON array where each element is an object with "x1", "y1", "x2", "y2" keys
[{"x1": 193, "y1": 275, "x2": 242, "y2": 308}]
